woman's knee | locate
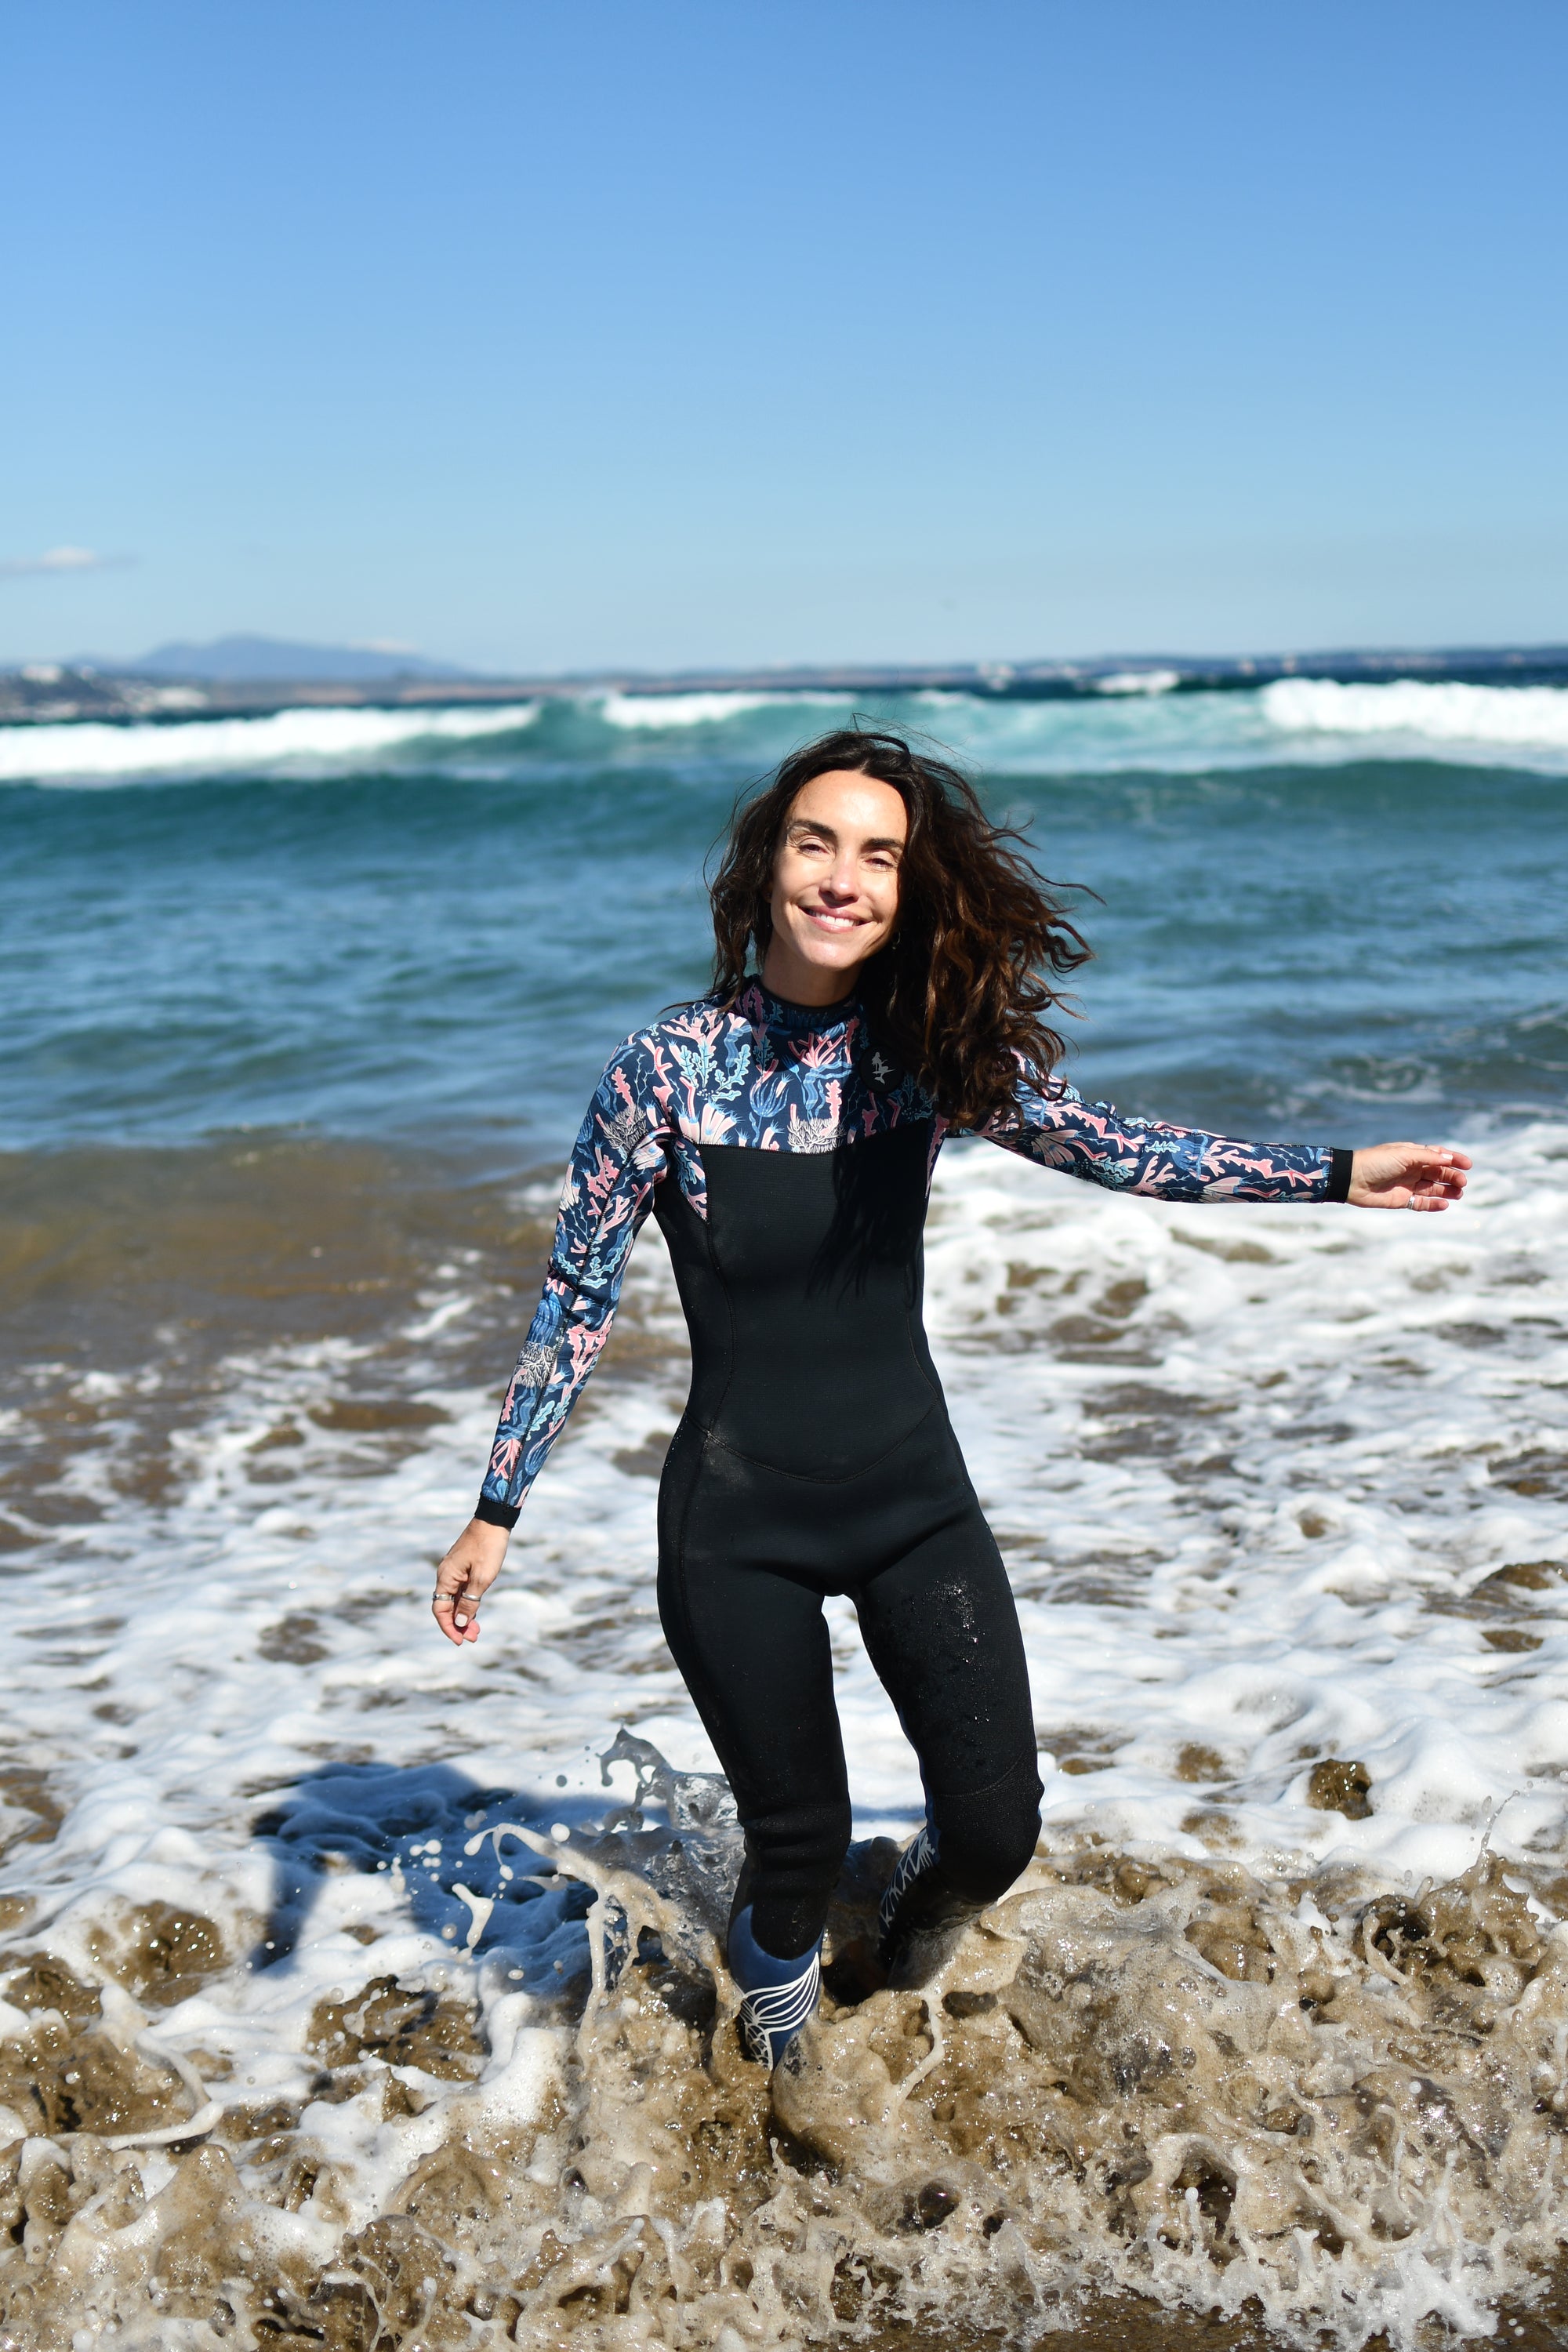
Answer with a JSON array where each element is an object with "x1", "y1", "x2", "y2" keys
[
  {"x1": 744, "y1": 1795, "x2": 854, "y2": 1875},
  {"x1": 929, "y1": 1752, "x2": 1043, "y2": 1902}
]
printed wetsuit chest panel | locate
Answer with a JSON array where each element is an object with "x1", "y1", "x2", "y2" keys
[{"x1": 688, "y1": 1120, "x2": 943, "y2": 1479}]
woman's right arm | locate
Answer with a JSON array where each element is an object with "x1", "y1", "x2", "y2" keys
[{"x1": 433, "y1": 1036, "x2": 668, "y2": 1643}]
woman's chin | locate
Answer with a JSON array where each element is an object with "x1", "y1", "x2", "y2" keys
[
  {"x1": 797, "y1": 931, "x2": 880, "y2": 974},
  {"x1": 766, "y1": 920, "x2": 887, "y2": 999}
]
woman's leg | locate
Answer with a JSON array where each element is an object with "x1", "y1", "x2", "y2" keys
[
  {"x1": 656, "y1": 1548, "x2": 853, "y2": 1962},
  {"x1": 853, "y1": 1504, "x2": 1042, "y2": 1962}
]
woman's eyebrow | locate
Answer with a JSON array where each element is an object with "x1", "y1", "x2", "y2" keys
[{"x1": 786, "y1": 818, "x2": 904, "y2": 854}]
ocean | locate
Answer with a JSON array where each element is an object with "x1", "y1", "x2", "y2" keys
[{"x1": 2, "y1": 677, "x2": 1567, "y2": 2350}]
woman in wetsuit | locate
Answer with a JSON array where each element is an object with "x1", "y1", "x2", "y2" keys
[{"x1": 431, "y1": 728, "x2": 1470, "y2": 2065}]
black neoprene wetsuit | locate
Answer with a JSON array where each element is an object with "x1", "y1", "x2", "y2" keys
[
  {"x1": 475, "y1": 981, "x2": 1349, "y2": 1967},
  {"x1": 653, "y1": 1119, "x2": 1043, "y2": 1957}
]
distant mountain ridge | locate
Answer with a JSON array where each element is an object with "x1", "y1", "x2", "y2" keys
[{"x1": 116, "y1": 635, "x2": 473, "y2": 682}]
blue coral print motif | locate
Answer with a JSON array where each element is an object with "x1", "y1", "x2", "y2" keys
[{"x1": 479, "y1": 980, "x2": 1334, "y2": 1519}]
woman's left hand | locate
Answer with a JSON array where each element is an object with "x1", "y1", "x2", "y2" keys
[{"x1": 1348, "y1": 1142, "x2": 1472, "y2": 1210}]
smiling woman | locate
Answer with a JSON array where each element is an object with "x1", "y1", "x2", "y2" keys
[
  {"x1": 758, "y1": 770, "x2": 907, "y2": 985},
  {"x1": 430, "y1": 725, "x2": 1471, "y2": 2069},
  {"x1": 708, "y1": 731, "x2": 1093, "y2": 1127}
]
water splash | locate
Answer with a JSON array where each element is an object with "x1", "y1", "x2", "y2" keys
[{"x1": 5, "y1": 1739, "x2": 1568, "y2": 2348}]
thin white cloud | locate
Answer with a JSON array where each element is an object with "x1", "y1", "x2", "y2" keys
[{"x1": 0, "y1": 546, "x2": 134, "y2": 579}]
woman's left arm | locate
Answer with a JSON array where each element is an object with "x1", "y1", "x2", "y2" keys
[{"x1": 979, "y1": 1076, "x2": 1470, "y2": 1210}]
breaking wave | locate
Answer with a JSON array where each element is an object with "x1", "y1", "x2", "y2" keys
[
  {"x1": 5, "y1": 674, "x2": 1568, "y2": 790},
  {"x1": 5, "y1": 1735, "x2": 1568, "y2": 2350},
  {"x1": 1262, "y1": 678, "x2": 1568, "y2": 754},
  {"x1": 0, "y1": 702, "x2": 541, "y2": 786},
  {"x1": 597, "y1": 691, "x2": 844, "y2": 731}
]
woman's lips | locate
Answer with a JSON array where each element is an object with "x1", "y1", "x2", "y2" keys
[{"x1": 801, "y1": 905, "x2": 862, "y2": 931}]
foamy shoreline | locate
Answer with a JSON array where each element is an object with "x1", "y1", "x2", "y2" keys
[{"x1": 1, "y1": 1129, "x2": 1566, "y2": 2342}]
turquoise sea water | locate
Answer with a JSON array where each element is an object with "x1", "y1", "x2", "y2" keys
[{"x1": 2, "y1": 678, "x2": 1565, "y2": 1163}]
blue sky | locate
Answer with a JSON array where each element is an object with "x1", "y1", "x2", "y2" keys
[{"x1": 4, "y1": 2, "x2": 1565, "y2": 673}]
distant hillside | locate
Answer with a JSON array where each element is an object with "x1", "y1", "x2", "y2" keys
[{"x1": 119, "y1": 635, "x2": 472, "y2": 682}]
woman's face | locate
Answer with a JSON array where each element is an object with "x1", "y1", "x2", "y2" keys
[{"x1": 764, "y1": 768, "x2": 907, "y2": 1000}]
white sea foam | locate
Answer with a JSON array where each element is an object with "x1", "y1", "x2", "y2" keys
[
  {"x1": 6, "y1": 677, "x2": 1568, "y2": 790},
  {"x1": 1093, "y1": 667, "x2": 1182, "y2": 695},
  {"x1": 1263, "y1": 677, "x2": 1568, "y2": 754},
  {"x1": 927, "y1": 1129, "x2": 1568, "y2": 1873},
  {"x1": 3, "y1": 1133, "x2": 1566, "y2": 1860},
  {"x1": 0, "y1": 701, "x2": 540, "y2": 785},
  {"x1": 3, "y1": 1131, "x2": 1568, "y2": 2340},
  {"x1": 927, "y1": 677, "x2": 1568, "y2": 777},
  {"x1": 597, "y1": 689, "x2": 843, "y2": 729}
]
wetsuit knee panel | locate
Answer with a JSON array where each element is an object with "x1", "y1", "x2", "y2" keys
[{"x1": 927, "y1": 1749, "x2": 1044, "y2": 1903}]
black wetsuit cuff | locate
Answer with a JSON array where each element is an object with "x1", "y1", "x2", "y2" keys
[
  {"x1": 1326, "y1": 1148, "x2": 1354, "y2": 1203},
  {"x1": 474, "y1": 1494, "x2": 521, "y2": 1530}
]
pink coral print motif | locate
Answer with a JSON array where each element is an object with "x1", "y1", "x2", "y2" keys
[{"x1": 479, "y1": 981, "x2": 1334, "y2": 1519}]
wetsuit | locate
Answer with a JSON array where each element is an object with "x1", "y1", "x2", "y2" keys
[{"x1": 477, "y1": 981, "x2": 1350, "y2": 2050}]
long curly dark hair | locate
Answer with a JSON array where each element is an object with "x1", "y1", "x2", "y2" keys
[{"x1": 708, "y1": 727, "x2": 1091, "y2": 1128}]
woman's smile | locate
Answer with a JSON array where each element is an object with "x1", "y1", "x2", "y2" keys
[{"x1": 762, "y1": 768, "x2": 906, "y2": 1005}]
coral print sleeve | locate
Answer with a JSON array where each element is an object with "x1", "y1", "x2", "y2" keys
[
  {"x1": 476, "y1": 1034, "x2": 671, "y2": 1528},
  {"x1": 978, "y1": 1066, "x2": 1348, "y2": 1203}
]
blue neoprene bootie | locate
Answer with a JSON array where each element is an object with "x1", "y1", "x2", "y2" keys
[{"x1": 728, "y1": 1904, "x2": 822, "y2": 2067}]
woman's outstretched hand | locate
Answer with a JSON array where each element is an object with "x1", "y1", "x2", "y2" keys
[
  {"x1": 432, "y1": 1516, "x2": 510, "y2": 1645},
  {"x1": 1348, "y1": 1142, "x2": 1472, "y2": 1211}
]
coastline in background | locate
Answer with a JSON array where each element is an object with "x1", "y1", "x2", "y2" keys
[{"x1": 3, "y1": 634, "x2": 1568, "y2": 727}]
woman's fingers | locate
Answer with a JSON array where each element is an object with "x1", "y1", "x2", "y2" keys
[
  {"x1": 431, "y1": 1585, "x2": 473, "y2": 1646},
  {"x1": 1415, "y1": 1165, "x2": 1468, "y2": 1197},
  {"x1": 433, "y1": 1581, "x2": 488, "y2": 1643},
  {"x1": 1405, "y1": 1147, "x2": 1471, "y2": 1206}
]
